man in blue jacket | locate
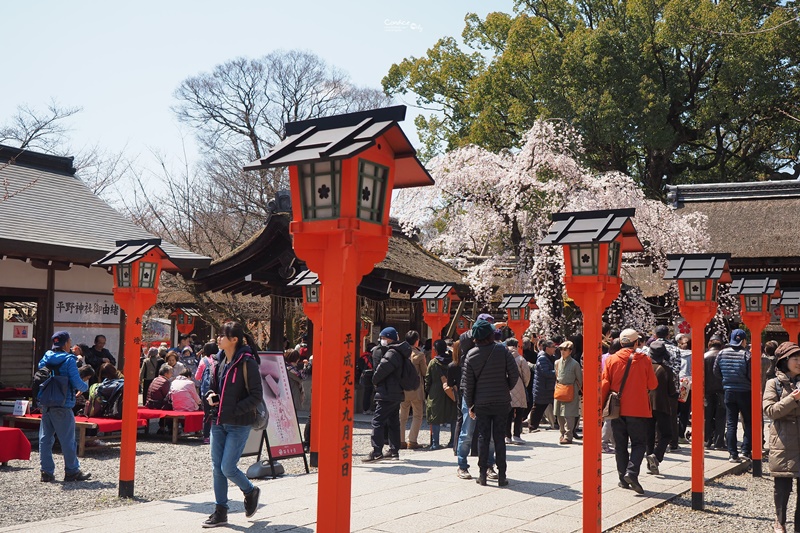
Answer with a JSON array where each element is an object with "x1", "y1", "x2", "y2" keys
[
  {"x1": 39, "y1": 331, "x2": 91, "y2": 482},
  {"x1": 713, "y1": 329, "x2": 752, "y2": 463}
]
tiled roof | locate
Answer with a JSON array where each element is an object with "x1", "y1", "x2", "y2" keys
[{"x1": 0, "y1": 145, "x2": 210, "y2": 270}]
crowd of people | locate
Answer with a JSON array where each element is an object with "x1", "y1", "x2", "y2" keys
[{"x1": 357, "y1": 316, "x2": 776, "y2": 502}]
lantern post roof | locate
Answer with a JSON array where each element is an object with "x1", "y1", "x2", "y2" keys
[
  {"x1": 729, "y1": 275, "x2": 781, "y2": 297},
  {"x1": 663, "y1": 254, "x2": 732, "y2": 283},
  {"x1": 243, "y1": 105, "x2": 433, "y2": 189},
  {"x1": 92, "y1": 239, "x2": 177, "y2": 269},
  {"x1": 498, "y1": 294, "x2": 537, "y2": 309},
  {"x1": 288, "y1": 269, "x2": 320, "y2": 287},
  {"x1": 412, "y1": 283, "x2": 453, "y2": 300},
  {"x1": 539, "y1": 209, "x2": 643, "y2": 252}
]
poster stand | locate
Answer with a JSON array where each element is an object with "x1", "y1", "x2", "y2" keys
[{"x1": 242, "y1": 351, "x2": 309, "y2": 479}]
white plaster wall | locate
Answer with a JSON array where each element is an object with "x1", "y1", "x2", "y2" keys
[
  {"x1": 0, "y1": 259, "x2": 48, "y2": 289},
  {"x1": 55, "y1": 265, "x2": 113, "y2": 293}
]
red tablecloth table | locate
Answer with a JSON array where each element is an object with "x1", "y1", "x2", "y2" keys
[
  {"x1": 0, "y1": 388, "x2": 32, "y2": 400},
  {"x1": 0, "y1": 427, "x2": 31, "y2": 464},
  {"x1": 137, "y1": 407, "x2": 204, "y2": 442}
]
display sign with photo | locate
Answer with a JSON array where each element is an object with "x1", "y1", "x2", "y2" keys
[{"x1": 257, "y1": 351, "x2": 304, "y2": 458}]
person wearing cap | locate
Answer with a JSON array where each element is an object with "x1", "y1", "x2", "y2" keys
[
  {"x1": 178, "y1": 344, "x2": 200, "y2": 387},
  {"x1": 38, "y1": 331, "x2": 91, "y2": 483},
  {"x1": 463, "y1": 319, "x2": 519, "y2": 486},
  {"x1": 554, "y1": 340, "x2": 582, "y2": 444},
  {"x1": 601, "y1": 328, "x2": 658, "y2": 494},
  {"x1": 365, "y1": 327, "x2": 411, "y2": 462},
  {"x1": 454, "y1": 313, "x2": 498, "y2": 480},
  {"x1": 529, "y1": 339, "x2": 558, "y2": 431},
  {"x1": 713, "y1": 328, "x2": 753, "y2": 463},
  {"x1": 763, "y1": 342, "x2": 800, "y2": 533},
  {"x1": 703, "y1": 335, "x2": 726, "y2": 450}
]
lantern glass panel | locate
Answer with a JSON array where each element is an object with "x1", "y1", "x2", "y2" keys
[
  {"x1": 523, "y1": 307, "x2": 530, "y2": 320},
  {"x1": 684, "y1": 280, "x2": 706, "y2": 301},
  {"x1": 357, "y1": 159, "x2": 388, "y2": 223},
  {"x1": 786, "y1": 304, "x2": 799, "y2": 319},
  {"x1": 187, "y1": 316, "x2": 194, "y2": 325},
  {"x1": 426, "y1": 299, "x2": 438, "y2": 314},
  {"x1": 177, "y1": 314, "x2": 185, "y2": 324},
  {"x1": 608, "y1": 241, "x2": 621, "y2": 277},
  {"x1": 299, "y1": 161, "x2": 341, "y2": 220},
  {"x1": 441, "y1": 297, "x2": 450, "y2": 314},
  {"x1": 570, "y1": 243, "x2": 599, "y2": 275},
  {"x1": 510, "y1": 308, "x2": 521, "y2": 320},
  {"x1": 306, "y1": 286, "x2": 319, "y2": 304},
  {"x1": 117, "y1": 263, "x2": 132, "y2": 288},
  {"x1": 138, "y1": 262, "x2": 158, "y2": 289},
  {"x1": 745, "y1": 295, "x2": 763, "y2": 313}
]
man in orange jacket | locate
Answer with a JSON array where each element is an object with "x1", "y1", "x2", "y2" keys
[{"x1": 601, "y1": 328, "x2": 658, "y2": 494}]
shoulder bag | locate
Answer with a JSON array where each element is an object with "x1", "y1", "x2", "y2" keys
[
  {"x1": 553, "y1": 359, "x2": 575, "y2": 402},
  {"x1": 242, "y1": 357, "x2": 269, "y2": 431},
  {"x1": 602, "y1": 354, "x2": 633, "y2": 420}
]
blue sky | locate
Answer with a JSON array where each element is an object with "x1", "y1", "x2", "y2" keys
[{"x1": 1, "y1": 1, "x2": 510, "y2": 174}]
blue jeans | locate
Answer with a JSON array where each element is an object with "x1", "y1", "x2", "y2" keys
[
  {"x1": 210, "y1": 423, "x2": 255, "y2": 509},
  {"x1": 457, "y1": 398, "x2": 493, "y2": 470},
  {"x1": 724, "y1": 389, "x2": 752, "y2": 457},
  {"x1": 40, "y1": 406, "x2": 81, "y2": 475},
  {"x1": 431, "y1": 424, "x2": 441, "y2": 447}
]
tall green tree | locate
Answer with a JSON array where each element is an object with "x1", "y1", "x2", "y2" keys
[{"x1": 384, "y1": 1, "x2": 800, "y2": 195}]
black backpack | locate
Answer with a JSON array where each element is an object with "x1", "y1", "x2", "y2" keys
[
  {"x1": 97, "y1": 379, "x2": 125, "y2": 419},
  {"x1": 32, "y1": 361, "x2": 65, "y2": 410},
  {"x1": 399, "y1": 354, "x2": 420, "y2": 391}
]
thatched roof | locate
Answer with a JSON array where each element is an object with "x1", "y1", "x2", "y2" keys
[{"x1": 667, "y1": 180, "x2": 800, "y2": 275}]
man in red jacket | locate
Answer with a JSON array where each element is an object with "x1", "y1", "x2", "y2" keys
[{"x1": 601, "y1": 328, "x2": 658, "y2": 494}]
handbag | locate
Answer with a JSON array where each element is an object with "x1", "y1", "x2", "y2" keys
[
  {"x1": 553, "y1": 359, "x2": 575, "y2": 402},
  {"x1": 441, "y1": 375, "x2": 456, "y2": 402},
  {"x1": 602, "y1": 354, "x2": 633, "y2": 420},
  {"x1": 554, "y1": 382, "x2": 574, "y2": 402},
  {"x1": 678, "y1": 376, "x2": 691, "y2": 403},
  {"x1": 242, "y1": 358, "x2": 269, "y2": 431}
]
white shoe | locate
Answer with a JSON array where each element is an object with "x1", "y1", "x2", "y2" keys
[
  {"x1": 505, "y1": 437, "x2": 513, "y2": 445},
  {"x1": 512, "y1": 436, "x2": 525, "y2": 445}
]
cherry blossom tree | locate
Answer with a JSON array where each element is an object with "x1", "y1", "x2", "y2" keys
[{"x1": 392, "y1": 120, "x2": 711, "y2": 337}]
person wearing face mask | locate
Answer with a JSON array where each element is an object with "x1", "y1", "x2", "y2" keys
[
  {"x1": 763, "y1": 342, "x2": 800, "y2": 533},
  {"x1": 364, "y1": 327, "x2": 409, "y2": 462}
]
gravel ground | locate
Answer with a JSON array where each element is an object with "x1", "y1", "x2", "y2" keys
[
  {"x1": 0, "y1": 417, "x2": 401, "y2": 529},
  {"x1": 609, "y1": 459, "x2": 785, "y2": 532}
]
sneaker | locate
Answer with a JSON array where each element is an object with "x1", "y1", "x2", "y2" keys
[
  {"x1": 398, "y1": 442, "x2": 408, "y2": 449},
  {"x1": 202, "y1": 508, "x2": 228, "y2": 528},
  {"x1": 678, "y1": 437, "x2": 690, "y2": 445},
  {"x1": 512, "y1": 436, "x2": 525, "y2": 445},
  {"x1": 429, "y1": 444, "x2": 442, "y2": 450},
  {"x1": 64, "y1": 470, "x2": 91, "y2": 482},
  {"x1": 572, "y1": 433, "x2": 583, "y2": 440},
  {"x1": 504, "y1": 437, "x2": 513, "y2": 445},
  {"x1": 729, "y1": 455, "x2": 743, "y2": 464},
  {"x1": 244, "y1": 486, "x2": 260, "y2": 518},
  {"x1": 646, "y1": 454, "x2": 659, "y2": 475},
  {"x1": 388, "y1": 451, "x2": 400, "y2": 460},
  {"x1": 602, "y1": 445, "x2": 615, "y2": 454},
  {"x1": 363, "y1": 451, "x2": 385, "y2": 463},
  {"x1": 40, "y1": 471, "x2": 55, "y2": 483},
  {"x1": 559, "y1": 437, "x2": 569, "y2": 445},
  {"x1": 407, "y1": 442, "x2": 422, "y2": 450},
  {"x1": 623, "y1": 473, "x2": 644, "y2": 494},
  {"x1": 618, "y1": 480, "x2": 631, "y2": 490},
  {"x1": 203, "y1": 438, "x2": 210, "y2": 445},
  {"x1": 457, "y1": 468, "x2": 472, "y2": 480},
  {"x1": 486, "y1": 467, "x2": 499, "y2": 480}
]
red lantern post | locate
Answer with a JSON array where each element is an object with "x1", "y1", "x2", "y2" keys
[
  {"x1": 779, "y1": 291, "x2": 800, "y2": 344},
  {"x1": 664, "y1": 254, "x2": 731, "y2": 509},
  {"x1": 540, "y1": 209, "x2": 642, "y2": 533},
  {"x1": 730, "y1": 276, "x2": 780, "y2": 478},
  {"x1": 413, "y1": 284, "x2": 456, "y2": 340},
  {"x1": 500, "y1": 294, "x2": 538, "y2": 338},
  {"x1": 171, "y1": 307, "x2": 195, "y2": 336},
  {"x1": 93, "y1": 239, "x2": 169, "y2": 498},
  {"x1": 244, "y1": 106, "x2": 433, "y2": 532}
]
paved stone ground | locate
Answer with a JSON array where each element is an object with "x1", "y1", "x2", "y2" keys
[{"x1": 0, "y1": 423, "x2": 744, "y2": 533}]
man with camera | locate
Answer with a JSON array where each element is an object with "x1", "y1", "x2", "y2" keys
[{"x1": 601, "y1": 329, "x2": 658, "y2": 494}]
